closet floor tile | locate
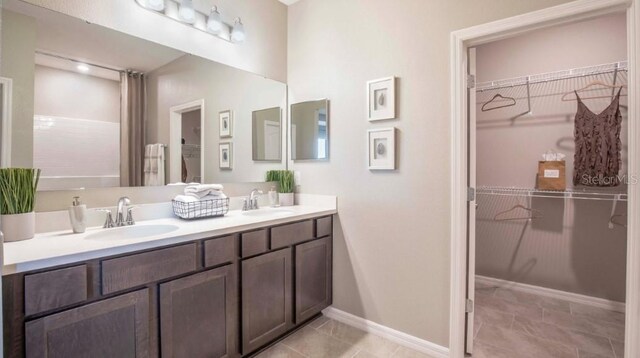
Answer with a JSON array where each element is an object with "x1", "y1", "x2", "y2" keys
[
  {"x1": 569, "y1": 303, "x2": 625, "y2": 325},
  {"x1": 495, "y1": 287, "x2": 572, "y2": 313},
  {"x1": 476, "y1": 324, "x2": 577, "y2": 358},
  {"x1": 543, "y1": 309, "x2": 625, "y2": 341},
  {"x1": 475, "y1": 291, "x2": 543, "y2": 320},
  {"x1": 474, "y1": 279, "x2": 625, "y2": 358},
  {"x1": 475, "y1": 305, "x2": 515, "y2": 329}
]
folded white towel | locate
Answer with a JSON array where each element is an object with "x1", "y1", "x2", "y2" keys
[
  {"x1": 185, "y1": 184, "x2": 224, "y2": 193},
  {"x1": 174, "y1": 193, "x2": 227, "y2": 203},
  {"x1": 186, "y1": 190, "x2": 226, "y2": 199}
]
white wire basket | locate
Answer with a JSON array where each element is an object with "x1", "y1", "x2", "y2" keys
[{"x1": 172, "y1": 197, "x2": 230, "y2": 219}]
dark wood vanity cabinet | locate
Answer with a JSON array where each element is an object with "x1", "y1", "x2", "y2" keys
[
  {"x1": 25, "y1": 289, "x2": 151, "y2": 358},
  {"x1": 160, "y1": 265, "x2": 238, "y2": 358},
  {"x1": 3, "y1": 215, "x2": 333, "y2": 358},
  {"x1": 241, "y1": 248, "x2": 293, "y2": 353},
  {"x1": 295, "y1": 236, "x2": 332, "y2": 323}
]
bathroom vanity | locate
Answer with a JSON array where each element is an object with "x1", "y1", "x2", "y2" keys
[{"x1": 2, "y1": 210, "x2": 334, "y2": 358}]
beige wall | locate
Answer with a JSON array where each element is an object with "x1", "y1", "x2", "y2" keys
[
  {"x1": 475, "y1": 13, "x2": 627, "y2": 302},
  {"x1": 1, "y1": 9, "x2": 36, "y2": 167},
  {"x1": 20, "y1": 0, "x2": 288, "y2": 82},
  {"x1": 288, "y1": 0, "x2": 575, "y2": 346},
  {"x1": 34, "y1": 65, "x2": 120, "y2": 123},
  {"x1": 146, "y1": 54, "x2": 287, "y2": 184}
]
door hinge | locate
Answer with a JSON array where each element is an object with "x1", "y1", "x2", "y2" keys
[
  {"x1": 467, "y1": 187, "x2": 475, "y2": 202},
  {"x1": 467, "y1": 74, "x2": 476, "y2": 89},
  {"x1": 465, "y1": 299, "x2": 474, "y2": 313}
]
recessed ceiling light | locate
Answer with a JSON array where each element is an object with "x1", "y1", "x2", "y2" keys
[{"x1": 77, "y1": 64, "x2": 90, "y2": 73}]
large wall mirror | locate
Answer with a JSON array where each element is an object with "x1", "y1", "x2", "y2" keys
[
  {"x1": 0, "y1": 0, "x2": 287, "y2": 191},
  {"x1": 290, "y1": 99, "x2": 329, "y2": 161}
]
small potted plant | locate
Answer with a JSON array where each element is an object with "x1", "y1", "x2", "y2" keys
[
  {"x1": 266, "y1": 170, "x2": 295, "y2": 206},
  {"x1": 0, "y1": 168, "x2": 41, "y2": 242}
]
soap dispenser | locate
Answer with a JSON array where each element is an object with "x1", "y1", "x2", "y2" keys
[
  {"x1": 68, "y1": 196, "x2": 87, "y2": 233},
  {"x1": 268, "y1": 186, "x2": 279, "y2": 207}
]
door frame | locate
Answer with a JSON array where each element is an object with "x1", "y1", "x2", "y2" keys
[
  {"x1": 449, "y1": 1, "x2": 639, "y2": 357},
  {"x1": 169, "y1": 99, "x2": 205, "y2": 184},
  {"x1": 0, "y1": 77, "x2": 13, "y2": 168}
]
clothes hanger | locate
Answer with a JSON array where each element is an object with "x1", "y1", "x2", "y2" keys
[
  {"x1": 609, "y1": 214, "x2": 627, "y2": 229},
  {"x1": 481, "y1": 93, "x2": 517, "y2": 112},
  {"x1": 493, "y1": 204, "x2": 542, "y2": 221},
  {"x1": 561, "y1": 81, "x2": 626, "y2": 101}
]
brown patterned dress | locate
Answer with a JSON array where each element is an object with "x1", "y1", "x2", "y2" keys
[{"x1": 573, "y1": 88, "x2": 623, "y2": 187}]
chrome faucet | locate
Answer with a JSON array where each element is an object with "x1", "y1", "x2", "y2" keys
[
  {"x1": 99, "y1": 196, "x2": 136, "y2": 229},
  {"x1": 243, "y1": 189, "x2": 263, "y2": 211}
]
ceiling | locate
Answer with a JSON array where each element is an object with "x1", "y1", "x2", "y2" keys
[
  {"x1": 4, "y1": 0, "x2": 185, "y2": 74},
  {"x1": 278, "y1": 0, "x2": 301, "y2": 5}
]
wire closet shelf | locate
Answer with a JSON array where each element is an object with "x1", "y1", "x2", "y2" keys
[
  {"x1": 476, "y1": 186, "x2": 627, "y2": 202},
  {"x1": 475, "y1": 61, "x2": 628, "y2": 92}
]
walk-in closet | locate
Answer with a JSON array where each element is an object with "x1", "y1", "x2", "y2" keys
[{"x1": 469, "y1": 12, "x2": 628, "y2": 358}]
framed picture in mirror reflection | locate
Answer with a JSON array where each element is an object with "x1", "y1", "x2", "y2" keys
[
  {"x1": 219, "y1": 142, "x2": 233, "y2": 169},
  {"x1": 368, "y1": 127, "x2": 396, "y2": 170},
  {"x1": 219, "y1": 110, "x2": 233, "y2": 138}
]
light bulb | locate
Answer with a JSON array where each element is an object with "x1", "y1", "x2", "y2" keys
[
  {"x1": 178, "y1": 0, "x2": 196, "y2": 24},
  {"x1": 77, "y1": 64, "x2": 90, "y2": 73},
  {"x1": 231, "y1": 18, "x2": 246, "y2": 43},
  {"x1": 207, "y1": 6, "x2": 223, "y2": 34},
  {"x1": 146, "y1": 0, "x2": 164, "y2": 11}
]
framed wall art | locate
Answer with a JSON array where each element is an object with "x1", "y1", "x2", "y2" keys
[
  {"x1": 367, "y1": 77, "x2": 396, "y2": 121},
  {"x1": 368, "y1": 127, "x2": 396, "y2": 170},
  {"x1": 219, "y1": 142, "x2": 233, "y2": 169},
  {"x1": 219, "y1": 110, "x2": 233, "y2": 138}
]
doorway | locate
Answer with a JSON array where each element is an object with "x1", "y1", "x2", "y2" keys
[
  {"x1": 169, "y1": 99, "x2": 205, "y2": 184},
  {"x1": 450, "y1": 1, "x2": 640, "y2": 357}
]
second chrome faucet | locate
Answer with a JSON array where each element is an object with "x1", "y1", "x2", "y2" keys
[{"x1": 243, "y1": 189, "x2": 263, "y2": 211}]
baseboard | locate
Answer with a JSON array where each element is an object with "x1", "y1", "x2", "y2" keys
[
  {"x1": 476, "y1": 275, "x2": 626, "y2": 313},
  {"x1": 321, "y1": 307, "x2": 449, "y2": 358}
]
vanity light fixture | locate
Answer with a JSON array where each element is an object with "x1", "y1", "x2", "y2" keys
[
  {"x1": 178, "y1": 0, "x2": 196, "y2": 24},
  {"x1": 76, "y1": 64, "x2": 90, "y2": 73},
  {"x1": 231, "y1": 18, "x2": 246, "y2": 43},
  {"x1": 134, "y1": 0, "x2": 245, "y2": 44},
  {"x1": 141, "y1": 0, "x2": 165, "y2": 11},
  {"x1": 206, "y1": 6, "x2": 223, "y2": 34}
]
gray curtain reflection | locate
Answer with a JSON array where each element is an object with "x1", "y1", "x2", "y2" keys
[{"x1": 120, "y1": 71, "x2": 146, "y2": 186}]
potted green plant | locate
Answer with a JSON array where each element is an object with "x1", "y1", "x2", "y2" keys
[
  {"x1": 266, "y1": 170, "x2": 295, "y2": 206},
  {"x1": 0, "y1": 168, "x2": 41, "y2": 242}
]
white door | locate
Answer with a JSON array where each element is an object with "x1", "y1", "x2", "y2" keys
[
  {"x1": 264, "y1": 121, "x2": 280, "y2": 160},
  {"x1": 465, "y1": 47, "x2": 477, "y2": 355}
]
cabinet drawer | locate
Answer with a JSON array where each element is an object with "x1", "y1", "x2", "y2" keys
[
  {"x1": 204, "y1": 235, "x2": 238, "y2": 267},
  {"x1": 24, "y1": 265, "x2": 88, "y2": 316},
  {"x1": 270, "y1": 220, "x2": 313, "y2": 249},
  {"x1": 241, "y1": 229, "x2": 269, "y2": 257},
  {"x1": 315, "y1": 216, "x2": 332, "y2": 238},
  {"x1": 101, "y1": 244, "x2": 197, "y2": 295}
]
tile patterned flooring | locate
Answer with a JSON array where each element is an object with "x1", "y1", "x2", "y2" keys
[
  {"x1": 473, "y1": 280, "x2": 625, "y2": 358},
  {"x1": 257, "y1": 280, "x2": 625, "y2": 358},
  {"x1": 256, "y1": 316, "x2": 436, "y2": 358}
]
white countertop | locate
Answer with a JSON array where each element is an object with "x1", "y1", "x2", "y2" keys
[{"x1": 3, "y1": 203, "x2": 336, "y2": 275}]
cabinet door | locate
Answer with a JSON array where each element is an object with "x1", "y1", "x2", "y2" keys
[
  {"x1": 241, "y1": 248, "x2": 292, "y2": 354},
  {"x1": 295, "y1": 237, "x2": 332, "y2": 323},
  {"x1": 160, "y1": 265, "x2": 238, "y2": 358},
  {"x1": 25, "y1": 289, "x2": 150, "y2": 358}
]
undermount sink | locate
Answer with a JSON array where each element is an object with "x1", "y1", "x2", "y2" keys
[
  {"x1": 85, "y1": 224, "x2": 180, "y2": 241},
  {"x1": 241, "y1": 208, "x2": 295, "y2": 217}
]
